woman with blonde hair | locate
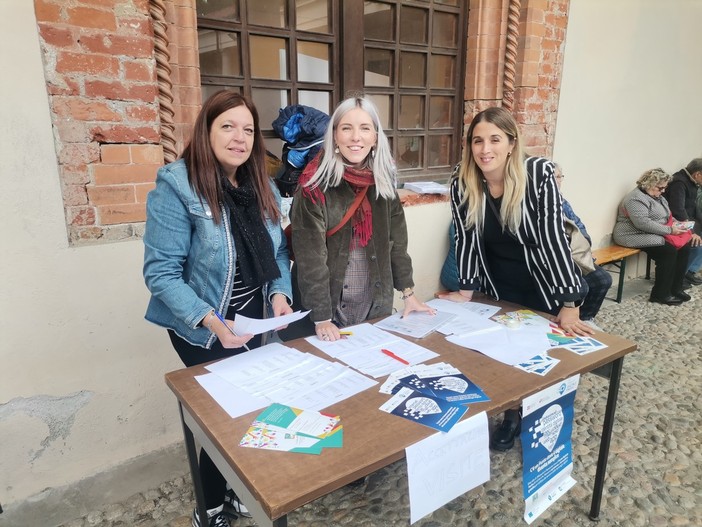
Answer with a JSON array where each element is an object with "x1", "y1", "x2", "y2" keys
[
  {"x1": 292, "y1": 96, "x2": 434, "y2": 343},
  {"x1": 441, "y1": 106, "x2": 591, "y2": 451}
]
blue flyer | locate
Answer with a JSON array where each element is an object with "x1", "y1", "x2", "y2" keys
[
  {"x1": 392, "y1": 363, "x2": 491, "y2": 404},
  {"x1": 379, "y1": 387, "x2": 467, "y2": 432},
  {"x1": 521, "y1": 375, "x2": 580, "y2": 524},
  {"x1": 399, "y1": 372, "x2": 490, "y2": 404}
]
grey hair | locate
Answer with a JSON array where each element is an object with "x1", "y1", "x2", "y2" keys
[
  {"x1": 303, "y1": 96, "x2": 397, "y2": 199},
  {"x1": 636, "y1": 168, "x2": 671, "y2": 190},
  {"x1": 685, "y1": 157, "x2": 702, "y2": 174}
]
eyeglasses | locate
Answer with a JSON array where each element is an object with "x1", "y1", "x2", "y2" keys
[{"x1": 655, "y1": 186, "x2": 667, "y2": 191}]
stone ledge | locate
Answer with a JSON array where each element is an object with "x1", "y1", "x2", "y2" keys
[{"x1": 398, "y1": 188, "x2": 450, "y2": 207}]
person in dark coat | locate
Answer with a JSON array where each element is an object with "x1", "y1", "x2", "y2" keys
[{"x1": 666, "y1": 158, "x2": 702, "y2": 286}]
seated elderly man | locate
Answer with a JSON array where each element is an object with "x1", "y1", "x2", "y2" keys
[{"x1": 666, "y1": 158, "x2": 702, "y2": 287}]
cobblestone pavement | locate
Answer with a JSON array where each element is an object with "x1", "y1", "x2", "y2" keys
[{"x1": 59, "y1": 280, "x2": 702, "y2": 527}]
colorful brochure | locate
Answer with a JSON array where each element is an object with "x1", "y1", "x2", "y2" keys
[
  {"x1": 492, "y1": 309, "x2": 551, "y2": 329},
  {"x1": 239, "y1": 403, "x2": 343, "y2": 454},
  {"x1": 547, "y1": 326, "x2": 608, "y2": 355}
]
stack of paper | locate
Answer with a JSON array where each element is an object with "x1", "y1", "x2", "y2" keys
[
  {"x1": 403, "y1": 181, "x2": 450, "y2": 195},
  {"x1": 197, "y1": 342, "x2": 377, "y2": 418},
  {"x1": 239, "y1": 403, "x2": 343, "y2": 455},
  {"x1": 306, "y1": 323, "x2": 439, "y2": 378},
  {"x1": 444, "y1": 308, "x2": 608, "y2": 373},
  {"x1": 446, "y1": 309, "x2": 554, "y2": 366}
]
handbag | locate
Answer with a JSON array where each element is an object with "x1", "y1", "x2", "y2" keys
[
  {"x1": 563, "y1": 217, "x2": 596, "y2": 275},
  {"x1": 284, "y1": 186, "x2": 369, "y2": 261},
  {"x1": 663, "y1": 215, "x2": 692, "y2": 249}
]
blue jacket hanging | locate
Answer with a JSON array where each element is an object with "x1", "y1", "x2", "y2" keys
[{"x1": 271, "y1": 104, "x2": 330, "y2": 196}]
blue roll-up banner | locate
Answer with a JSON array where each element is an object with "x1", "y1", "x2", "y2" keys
[{"x1": 521, "y1": 374, "x2": 580, "y2": 524}]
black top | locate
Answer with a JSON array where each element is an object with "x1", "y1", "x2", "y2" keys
[
  {"x1": 483, "y1": 194, "x2": 533, "y2": 292},
  {"x1": 667, "y1": 169, "x2": 702, "y2": 235}
]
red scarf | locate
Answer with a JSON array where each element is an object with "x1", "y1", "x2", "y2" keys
[{"x1": 299, "y1": 152, "x2": 374, "y2": 247}]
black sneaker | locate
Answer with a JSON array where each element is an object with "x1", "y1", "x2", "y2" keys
[
  {"x1": 192, "y1": 505, "x2": 230, "y2": 527},
  {"x1": 674, "y1": 291, "x2": 692, "y2": 302},
  {"x1": 224, "y1": 488, "x2": 252, "y2": 518},
  {"x1": 685, "y1": 271, "x2": 702, "y2": 286}
]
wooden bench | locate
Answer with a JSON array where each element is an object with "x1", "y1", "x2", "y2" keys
[{"x1": 591, "y1": 245, "x2": 641, "y2": 303}]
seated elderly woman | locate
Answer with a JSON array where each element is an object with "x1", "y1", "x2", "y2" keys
[{"x1": 613, "y1": 168, "x2": 692, "y2": 305}]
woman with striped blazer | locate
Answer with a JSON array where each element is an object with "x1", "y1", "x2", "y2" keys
[{"x1": 440, "y1": 107, "x2": 592, "y2": 451}]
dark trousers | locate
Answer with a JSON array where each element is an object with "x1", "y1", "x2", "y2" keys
[
  {"x1": 642, "y1": 242, "x2": 691, "y2": 299},
  {"x1": 496, "y1": 282, "x2": 561, "y2": 317},
  {"x1": 497, "y1": 274, "x2": 596, "y2": 319},
  {"x1": 580, "y1": 265, "x2": 612, "y2": 320},
  {"x1": 168, "y1": 293, "x2": 264, "y2": 510}
]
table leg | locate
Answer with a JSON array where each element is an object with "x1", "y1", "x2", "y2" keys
[
  {"x1": 589, "y1": 356, "x2": 624, "y2": 521},
  {"x1": 179, "y1": 402, "x2": 209, "y2": 526}
]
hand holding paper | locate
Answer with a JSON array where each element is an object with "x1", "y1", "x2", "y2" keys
[{"x1": 233, "y1": 310, "x2": 310, "y2": 336}]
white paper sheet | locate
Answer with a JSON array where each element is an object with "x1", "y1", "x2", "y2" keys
[
  {"x1": 306, "y1": 323, "x2": 439, "y2": 377},
  {"x1": 447, "y1": 326, "x2": 552, "y2": 365},
  {"x1": 406, "y1": 411, "x2": 490, "y2": 524},
  {"x1": 195, "y1": 373, "x2": 270, "y2": 419},
  {"x1": 232, "y1": 310, "x2": 310, "y2": 335},
  {"x1": 425, "y1": 298, "x2": 501, "y2": 319},
  {"x1": 374, "y1": 310, "x2": 456, "y2": 339}
]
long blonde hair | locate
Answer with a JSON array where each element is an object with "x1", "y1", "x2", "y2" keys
[
  {"x1": 303, "y1": 96, "x2": 396, "y2": 199},
  {"x1": 457, "y1": 107, "x2": 526, "y2": 232}
]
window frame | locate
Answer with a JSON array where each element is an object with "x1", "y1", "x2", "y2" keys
[{"x1": 196, "y1": 0, "x2": 467, "y2": 182}]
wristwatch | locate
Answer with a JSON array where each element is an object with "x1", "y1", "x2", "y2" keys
[{"x1": 562, "y1": 300, "x2": 582, "y2": 308}]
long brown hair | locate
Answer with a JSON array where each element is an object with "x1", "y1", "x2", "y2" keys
[
  {"x1": 457, "y1": 106, "x2": 526, "y2": 232},
  {"x1": 181, "y1": 90, "x2": 280, "y2": 223}
]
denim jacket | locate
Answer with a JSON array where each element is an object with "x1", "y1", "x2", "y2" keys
[{"x1": 143, "y1": 159, "x2": 292, "y2": 348}]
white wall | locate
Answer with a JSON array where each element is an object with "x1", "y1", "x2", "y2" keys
[
  {"x1": 553, "y1": 0, "x2": 702, "y2": 249},
  {"x1": 0, "y1": 1, "x2": 185, "y2": 514},
  {"x1": 403, "y1": 200, "x2": 452, "y2": 303}
]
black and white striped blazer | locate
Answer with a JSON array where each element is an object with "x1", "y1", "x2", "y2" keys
[{"x1": 449, "y1": 156, "x2": 584, "y2": 310}]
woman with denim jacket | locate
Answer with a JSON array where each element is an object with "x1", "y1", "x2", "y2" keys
[{"x1": 143, "y1": 91, "x2": 292, "y2": 527}]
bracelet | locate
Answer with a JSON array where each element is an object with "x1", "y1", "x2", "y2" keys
[
  {"x1": 401, "y1": 290, "x2": 414, "y2": 300},
  {"x1": 204, "y1": 310, "x2": 215, "y2": 331}
]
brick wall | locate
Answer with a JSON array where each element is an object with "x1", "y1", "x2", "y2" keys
[
  {"x1": 465, "y1": 0, "x2": 569, "y2": 158},
  {"x1": 34, "y1": 0, "x2": 200, "y2": 245}
]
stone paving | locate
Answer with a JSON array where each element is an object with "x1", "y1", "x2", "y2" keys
[{"x1": 58, "y1": 279, "x2": 702, "y2": 527}]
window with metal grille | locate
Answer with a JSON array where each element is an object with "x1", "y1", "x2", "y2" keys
[{"x1": 196, "y1": 0, "x2": 466, "y2": 183}]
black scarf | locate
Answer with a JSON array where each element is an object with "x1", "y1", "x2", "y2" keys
[{"x1": 221, "y1": 174, "x2": 280, "y2": 287}]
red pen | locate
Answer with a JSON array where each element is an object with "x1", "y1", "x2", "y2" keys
[{"x1": 381, "y1": 348, "x2": 410, "y2": 365}]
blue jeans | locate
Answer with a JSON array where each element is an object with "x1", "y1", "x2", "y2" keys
[{"x1": 687, "y1": 245, "x2": 702, "y2": 273}]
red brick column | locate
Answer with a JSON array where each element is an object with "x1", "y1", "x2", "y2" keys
[
  {"x1": 34, "y1": 0, "x2": 200, "y2": 244},
  {"x1": 464, "y1": 0, "x2": 570, "y2": 159}
]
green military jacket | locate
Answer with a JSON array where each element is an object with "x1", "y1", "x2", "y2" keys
[{"x1": 291, "y1": 181, "x2": 415, "y2": 323}]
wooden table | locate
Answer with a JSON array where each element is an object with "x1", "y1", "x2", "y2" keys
[{"x1": 165, "y1": 309, "x2": 636, "y2": 526}]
